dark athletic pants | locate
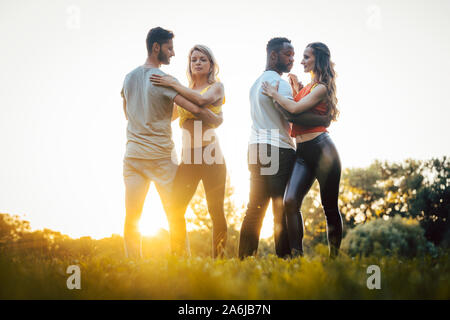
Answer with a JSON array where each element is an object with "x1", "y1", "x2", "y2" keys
[
  {"x1": 169, "y1": 145, "x2": 227, "y2": 258},
  {"x1": 284, "y1": 132, "x2": 343, "y2": 258},
  {"x1": 239, "y1": 144, "x2": 295, "y2": 258}
]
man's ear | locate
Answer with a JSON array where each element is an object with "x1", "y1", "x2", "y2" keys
[
  {"x1": 270, "y1": 50, "x2": 277, "y2": 62},
  {"x1": 152, "y1": 42, "x2": 160, "y2": 54}
]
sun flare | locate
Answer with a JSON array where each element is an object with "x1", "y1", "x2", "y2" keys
[{"x1": 138, "y1": 184, "x2": 169, "y2": 237}]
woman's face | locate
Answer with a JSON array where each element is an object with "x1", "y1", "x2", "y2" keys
[
  {"x1": 190, "y1": 50, "x2": 211, "y2": 77},
  {"x1": 301, "y1": 47, "x2": 315, "y2": 73}
]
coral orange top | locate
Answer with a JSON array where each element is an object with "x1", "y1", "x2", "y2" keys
[{"x1": 290, "y1": 83, "x2": 329, "y2": 137}]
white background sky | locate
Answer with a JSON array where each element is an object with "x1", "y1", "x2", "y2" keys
[{"x1": 1, "y1": 0, "x2": 449, "y2": 239}]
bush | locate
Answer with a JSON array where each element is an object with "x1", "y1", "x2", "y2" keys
[{"x1": 341, "y1": 216, "x2": 436, "y2": 257}]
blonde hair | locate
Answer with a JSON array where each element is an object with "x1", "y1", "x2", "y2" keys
[{"x1": 186, "y1": 44, "x2": 220, "y2": 88}]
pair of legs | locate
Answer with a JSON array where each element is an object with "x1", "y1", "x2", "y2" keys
[
  {"x1": 239, "y1": 144, "x2": 296, "y2": 259},
  {"x1": 284, "y1": 133, "x2": 343, "y2": 258},
  {"x1": 123, "y1": 157, "x2": 178, "y2": 259},
  {"x1": 170, "y1": 145, "x2": 227, "y2": 258}
]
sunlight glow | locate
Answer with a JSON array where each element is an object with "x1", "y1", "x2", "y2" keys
[
  {"x1": 1, "y1": 0, "x2": 449, "y2": 240},
  {"x1": 138, "y1": 184, "x2": 169, "y2": 237},
  {"x1": 260, "y1": 202, "x2": 275, "y2": 240}
]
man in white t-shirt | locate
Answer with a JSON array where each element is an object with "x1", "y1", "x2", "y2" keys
[{"x1": 238, "y1": 37, "x2": 331, "y2": 258}]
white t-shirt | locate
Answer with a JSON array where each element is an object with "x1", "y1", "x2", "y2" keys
[{"x1": 248, "y1": 70, "x2": 295, "y2": 150}]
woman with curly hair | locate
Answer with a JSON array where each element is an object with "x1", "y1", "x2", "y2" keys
[{"x1": 262, "y1": 42, "x2": 343, "y2": 258}]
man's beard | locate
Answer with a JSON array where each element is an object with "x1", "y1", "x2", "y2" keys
[
  {"x1": 275, "y1": 60, "x2": 291, "y2": 73},
  {"x1": 158, "y1": 50, "x2": 169, "y2": 64}
]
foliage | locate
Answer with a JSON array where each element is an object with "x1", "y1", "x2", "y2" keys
[
  {"x1": 341, "y1": 216, "x2": 437, "y2": 258},
  {"x1": 176, "y1": 157, "x2": 449, "y2": 254},
  {"x1": 1, "y1": 213, "x2": 449, "y2": 299},
  {"x1": 0, "y1": 244, "x2": 448, "y2": 299},
  {"x1": 0, "y1": 156, "x2": 448, "y2": 299},
  {"x1": 0, "y1": 213, "x2": 32, "y2": 242},
  {"x1": 408, "y1": 157, "x2": 450, "y2": 245},
  {"x1": 339, "y1": 157, "x2": 449, "y2": 246}
]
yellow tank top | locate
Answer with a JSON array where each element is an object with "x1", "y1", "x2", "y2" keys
[{"x1": 177, "y1": 84, "x2": 225, "y2": 128}]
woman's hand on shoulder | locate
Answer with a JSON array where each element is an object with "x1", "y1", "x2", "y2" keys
[
  {"x1": 149, "y1": 74, "x2": 179, "y2": 88},
  {"x1": 261, "y1": 81, "x2": 279, "y2": 98}
]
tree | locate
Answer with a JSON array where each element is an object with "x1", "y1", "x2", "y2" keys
[
  {"x1": 341, "y1": 216, "x2": 436, "y2": 257},
  {"x1": 408, "y1": 157, "x2": 449, "y2": 245},
  {"x1": 340, "y1": 157, "x2": 449, "y2": 246}
]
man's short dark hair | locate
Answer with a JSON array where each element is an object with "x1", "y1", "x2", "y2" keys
[
  {"x1": 146, "y1": 27, "x2": 174, "y2": 55},
  {"x1": 266, "y1": 37, "x2": 292, "y2": 55}
]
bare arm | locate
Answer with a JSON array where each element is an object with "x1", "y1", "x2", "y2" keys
[
  {"x1": 151, "y1": 74, "x2": 224, "y2": 106},
  {"x1": 171, "y1": 103, "x2": 179, "y2": 122},
  {"x1": 121, "y1": 88, "x2": 128, "y2": 120},
  {"x1": 276, "y1": 102, "x2": 331, "y2": 127},
  {"x1": 262, "y1": 81, "x2": 327, "y2": 114},
  {"x1": 174, "y1": 95, "x2": 223, "y2": 127},
  {"x1": 172, "y1": 81, "x2": 224, "y2": 106}
]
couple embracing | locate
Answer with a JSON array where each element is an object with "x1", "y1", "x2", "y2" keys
[
  {"x1": 239, "y1": 37, "x2": 343, "y2": 259},
  {"x1": 121, "y1": 27, "x2": 343, "y2": 260},
  {"x1": 121, "y1": 27, "x2": 227, "y2": 259}
]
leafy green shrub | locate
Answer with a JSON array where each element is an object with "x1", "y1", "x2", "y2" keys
[{"x1": 341, "y1": 216, "x2": 436, "y2": 257}]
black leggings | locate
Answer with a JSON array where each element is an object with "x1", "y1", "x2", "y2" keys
[
  {"x1": 169, "y1": 145, "x2": 227, "y2": 258},
  {"x1": 284, "y1": 132, "x2": 343, "y2": 258}
]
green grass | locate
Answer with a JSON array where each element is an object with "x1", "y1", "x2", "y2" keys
[{"x1": 1, "y1": 245, "x2": 448, "y2": 300}]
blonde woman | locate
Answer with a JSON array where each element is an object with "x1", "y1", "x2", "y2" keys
[{"x1": 150, "y1": 45, "x2": 227, "y2": 258}]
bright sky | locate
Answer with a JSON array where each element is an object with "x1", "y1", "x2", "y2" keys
[{"x1": 1, "y1": 0, "x2": 449, "y2": 240}]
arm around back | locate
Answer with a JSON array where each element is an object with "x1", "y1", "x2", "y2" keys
[{"x1": 278, "y1": 104, "x2": 331, "y2": 127}]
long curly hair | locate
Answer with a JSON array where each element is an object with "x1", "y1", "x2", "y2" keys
[{"x1": 307, "y1": 42, "x2": 339, "y2": 121}]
